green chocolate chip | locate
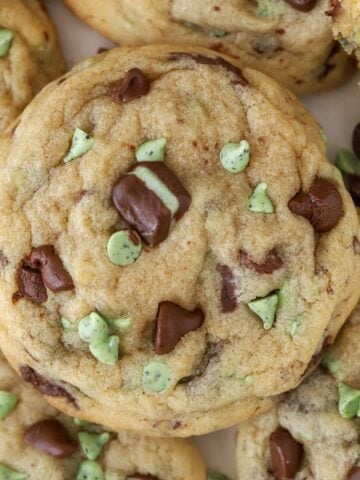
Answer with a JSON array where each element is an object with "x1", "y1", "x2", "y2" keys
[
  {"x1": 89, "y1": 336, "x2": 120, "y2": 365},
  {"x1": 207, "y1": 470, "x2": 229, "y2": 480},
  {"x1": 0, "y1": 391, "x2": 17, "y2": 420},
  {"x1": 0, "y1": 29, "x2": 14, "y2": 57},
  {"x1": 110, "y1": 316, "x2": 132, "y2": 330},
  {"x1": 248, "y1": 182, "x2": 274, "y2": 213},
  {"x1": 74, "y1": 418, "x2": 92, "y2": 427},
  {"x1": 76, "y1": 460, "x2": 104, "y2": 480},
  {"x1": 0, "y1": 465, "x2": 27, "y2": 480},
  {"x1": 142, "y1": 361, "x2": 171, "y2": 393},
  {"x1": 61, "y1": 317, "x2": 73, "y2": 330},
  {"x1": 78, "y1": 432, "x2": 110, "y2": 460},
  {"x1": 289, "y1": 317, "x2": 302, "y2": 338},
  {"x1": 220, "y1": 140, "x2": 250, "y2": 173},
  {"x1": 248, "y1": 292, "x2": 279, "y2": 330},
  {"x1": 107, "y1": 231, "x2": 142, "y2": 266},
  {"x1": 64, "y1": 128, "x2": 95, "y2": 163},
  {"x1": 338, "y1": 382, "x2": 360, "y2": 418},
  {"x1": 78, "y1": 312, "x2": 109, "y2": 344},
  {"x1": 335, "y1": 150, "x2": 360, "y2": 175},
  {"x1": 136, "y1": 137, "x2": 167, "y2": 162},
  {"x1": 322, "y1": 353, "x2": 341, "y2": 374}
]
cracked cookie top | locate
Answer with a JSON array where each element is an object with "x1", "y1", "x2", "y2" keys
[
  {"x1": 0, "y1": 0, "x2": 64, "y2": 132},
  {"x1": 0, "y1": 44, "x2": 359, "y2": 436},
  {"x1": 63, "y1": 0, "x2": 354, "y2": 95}
]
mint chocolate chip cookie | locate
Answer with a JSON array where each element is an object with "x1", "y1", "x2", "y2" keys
[
  {"x1": 0, "y1": 349, "x2": 206, "y2": 480},
  {"x1": 0, "y1": 44, "x2": 359, "y2": 437},
  {"x1": 63, "y1": 0, "x2": 354, "y2": 95},
  {"x1": 0, "y1": 0, "x2": 64, "y2": 132},
  {"x1": 236, "y1": 299, "x2": 360, "y2": 480}
]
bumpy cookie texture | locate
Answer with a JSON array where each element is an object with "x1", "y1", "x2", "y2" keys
[
  {"x1": 0, "y1": 0, "x2": 64, "y2": 131},
  {"x1": 63, "y1": 0, "x2": 354, "y2": 95},
  {"x1": 236, "y1": 300, "x2": 360, "y2": 480},
  {"x1": 0, "y1": 44, "x2": 359, "y2": 437},
  {"x1": 329, "y1": 0, "x2": 360, "y2": 62},
  {"x1": 0, "y1": 350, "x2": 206, "y2": 480}
]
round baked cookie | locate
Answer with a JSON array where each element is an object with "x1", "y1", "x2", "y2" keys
[
  {"x1": 236, "y1": 301, "x2": 360, "y2": 480},
  {"x1": 328, "y1": 0, "x2": 360, "y2": 63},
  {"x1": 63, "y1": 0, "x2": 355, "y2": 95},
  {"x1": 0, "y1": 0, "x2": 64, "y2": 132},
  {"x1": 0, "y1": 349, "x2": 206, "y2": 480},
  {"x1": 0, "y1": 44, "x2": 359, "y2": 437}
]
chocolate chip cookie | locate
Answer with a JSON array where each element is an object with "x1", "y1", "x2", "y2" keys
[
  {"x1": 0, "y1": 349, "x2": 206, "y2": 480},
  {"x1": 0, "y1": 0, "x2": 64, "y2": 131},
  {"x1": 236, "y1": 300, "x2": 360, "y2": 480},
  {"x1": 63, "y1": 0, "x2": 354, "y2": 95},
  {"x1": 328, "y1": 0, "x2": 360, "y2": 64},
  {"x1": 0, "y1": 44, "x2": 359, "y2": 437}
]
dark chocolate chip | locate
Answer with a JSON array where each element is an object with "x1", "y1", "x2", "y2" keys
[
  {"x1": 154, "y1": 302, "x2": 204, "y2": 354},
  {"x1": 169, "y1": 52, "x2": 248, "y2": 86},
  {"x1": 283, "y1": 0, "x2": 317, "y2": 11},
  {"x1": 353, "y1": 123, "x2": 360, "y2": 159},
  {"x1": 325, "y1": 0, "x2": 342, "y2": 19},
  {"x1": 110, "y1": 68, "x2": 150, "y2": 102},
  {"x1": 29, "y1": 245, "x2": 74, "y2": 293},
  {"x1": 112, "y1": 161, "x2": 191, "y2": 247},
  {"x1": 20, "y1": 366, "x2": 78, "y2": 408},
  {"x1": 179, "y1": 341, "x2": 223, "y2": 384},
  {"x1": 15, "y1": 266, "x2": 47, "y2": 304},
  {"x1": 348, "y1": 467, "x2": 360, "y2": 480},
  {"x1": 270, "y1": 427, "x2": 303, "y2": 480},
  {"x1": 24, "y1": 419, "x2": 77, "y2": 458},
  {"x1": 288, "y1": 178, "x2": 343, "y2": 232},
  {"x1": 239, "y1": 249, "x2": 283, "y2": 274},
  {"x1": 216, "y1": 264, "x2": 237, "y2": 313}
]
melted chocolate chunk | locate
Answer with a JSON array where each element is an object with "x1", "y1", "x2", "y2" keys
[
  {"x1": 270, "y1": 428, "x2": 303, "y2": 480},
  {"x1": 348, "y1": 467, "x2": 360, "y2": 480},
  {"x1": 216, "y1": 264, "x2": 237, "y2": 313},
  {"x1": 110, "y1": 68, "x2": 150, "y2": 102},
  {"x1": 283, "y1": 0, "x2": 317, "y2": 11},
  {"x1": 179, "y1": 342, "x2": 223, "y2": 384},
  {"x1": 15, "y1": 266, "x2": 47, "y2": 304},
  {"x1": 112, "y1": 161, "x2": 191, "y2": 247},
  {"x1": 239, "y1": 249, "x2": 283, "y2": 274},
  {"x1": 288, "y1": 178, "x2": 343, "y2": 232},
  {"x1": 24, "y1": 419, "x2": 77, "y2": 458},
  {"x1": 154, "y1": 302, "x2": 204, "y2": 354},
  {"x1": 29, "y1": 245, "x2": 74, "y2": 292},
  {"x1": 20, "y1": 366, "x2": 78, "y2": 408},
  {"x1": 169, "y1": 52, "x2": 248, "y2": 86}
]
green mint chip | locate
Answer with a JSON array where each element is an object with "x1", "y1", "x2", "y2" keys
[
  {"x1": 248, "y1": 182, "x2": 275, "y2": 213},
  {"x1": 136, "y1": 138, "x2": 167, "y2": 162},
  {"x1": 64, "y1": 128, "x2": 95, "y2": 163},
  {"x1": 248, "y1": 292, "x2": 279, "y2": 330},
  {"x1": 0, "y1": 29, "x2": 14, "y2": 57}
]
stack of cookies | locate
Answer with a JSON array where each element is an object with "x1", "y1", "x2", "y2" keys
[{"x1": 0, "y1": 0, "x2": 359, "y2": 479}]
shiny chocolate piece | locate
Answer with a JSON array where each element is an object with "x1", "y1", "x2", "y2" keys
[
  {"x1": 288, "y1": 178, "x2": 343, "y2": 232},
  {"x1": 154, "y1": 302, "x2": 204, "y2": 354},
  {"x1": 20, "y1": 365, "x2": 78, "y2": 408},
  {"x1": 239, "y1": 249, "x2": 283, "y2": 274},
  {"x1": 29, "y1": 245, "x2": 74, "y2": 292},
  {"x1": 112, "y1": 161, "x2": 191, "y2": 247},
  {"x1": 216, "y1": 264, "x2": 237, "y2": 313},
  {"x1": 15, "y1": 266, "x2": 47, "y2": 304},
  {"x1": 110, "y1": 68, "x2": 150, "y2": 102},
  {"x1": 170, "y1": 52, "x2": 248, "y2": 86},
  {"x1": 24, "y1": 419, "x2": 77, "y2": 458},
  {"x1": 270, "y1": 427, "x2": 303, "y2": 480},
  {"x1": 284, "y1": 0, "x2": 317, "y2": 11}
]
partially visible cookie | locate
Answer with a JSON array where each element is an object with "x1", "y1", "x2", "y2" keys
[
  {"x1": 0, "y1": 0, "x2": 64, "y2": 131},
  {"x1": 328, "y1": 0, "x2": 360, "y2": 63},
  {"x1": 63, "y1": 0, "x2": 354, "y2": 95},
  {"x1": 0, "y1": 349, "x2": 206, "y2": 480},
  {"x1": 236, "y1": 300, "x2": 360, "y2": 480}
]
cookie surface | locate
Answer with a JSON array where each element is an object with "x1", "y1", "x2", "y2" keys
[
  {"x1": 236, "y1": 301, "x2": 360, "y2": 480},
  {"x1": 0, "y1": 44, "x2": 359, "y2": 437},
  {"x1": 63, "y1": 0, "x2": 354, "y2": 95},
  {"x1": 0, "y1": 349, "x2": 206, "y2": 480},
  {"x1": 0, "y1": 0, "x2": 64, "y2": 131},
  {"x1": 329, "y1": 0, "x2": 360, "y2": 63}
]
